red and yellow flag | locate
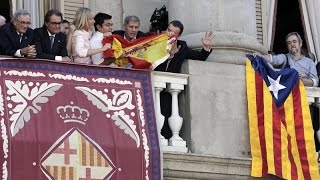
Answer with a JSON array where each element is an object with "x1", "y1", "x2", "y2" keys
[
  {"x1": 102, "y1": 33, "x2": 173, "y2": 69},
  {"x1": 246, "y1": 55, "x2": 320, "y2": 180}
]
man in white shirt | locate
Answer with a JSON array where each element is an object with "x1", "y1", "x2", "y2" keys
[{"x1": 90, "y1": 13, "x2": 113, "y2": 65}]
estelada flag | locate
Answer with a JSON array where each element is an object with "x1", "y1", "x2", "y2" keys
[
  {"x1": 246, "y1": 54, "x2": 320, "y2": 180},
  {"x1": 102, "y1": 33, "x2": 174, "y2": 69}
]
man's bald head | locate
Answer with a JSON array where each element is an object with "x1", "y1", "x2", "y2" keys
[{"x1": 0, "y1": 15, "x2": 6, "y2": 26}]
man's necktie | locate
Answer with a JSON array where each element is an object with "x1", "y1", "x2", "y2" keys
[
  {"x1": 19, "y1": 34, "x2": 23, "y2": 43},
  {"x1": 49, "y1": 35, "x2": 54, "y2": 50}
]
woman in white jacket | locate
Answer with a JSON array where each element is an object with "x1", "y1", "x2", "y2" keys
[{"x1": 71, "y1": 7, "x2": 110, "y2": 64}]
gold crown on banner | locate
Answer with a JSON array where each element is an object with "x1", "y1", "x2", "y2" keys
[{"x1": 56, "y1": 102, "x2": 90, "y2": 125}]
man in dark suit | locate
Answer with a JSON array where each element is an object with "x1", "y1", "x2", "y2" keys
[
  {"x1": 154, "y1": 20, "x2": 214, "y2": 138},
  {"x1": 155, "y1": 20, "x2": 213, "y2": 73},
  {"x1": 113, "y1": 15, "x2": 145, "y2": 41},
  {"x1": 0, "y1": 9, "x2": 36, "y2": 58},
  {"x1": 34, "y1": 10, "x2": 70, "y2": 61}
]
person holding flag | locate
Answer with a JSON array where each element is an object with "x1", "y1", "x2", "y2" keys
[
  {"x1": 155, "y1": 20, "x2": 214, "y2": 73},
  {"x1": 254, "y1": 32, "x2": 320, "y2": 159},
  {"x1": 90, "y1": 12, "x2": 114, "y2": 65},
  {"x1": 255, "y1": 32, "x2": 318, "y2": 87},
  {"x1": 71, "y1": 7, "x2": 111, "y2": 64}
]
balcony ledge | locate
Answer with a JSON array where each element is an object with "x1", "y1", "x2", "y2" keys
[{"x1": 163, "y1": 152, "x2": 318, "y2": 180}]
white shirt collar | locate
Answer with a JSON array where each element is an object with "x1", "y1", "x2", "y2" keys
[
  {"x1": 47, "y1": 30, "x2": 55, "y2": 37},
  {"x1": 124, "y1": 34, "x2": 136, "y2": 41}
]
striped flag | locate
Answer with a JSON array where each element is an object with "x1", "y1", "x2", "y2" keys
[
  {"x1": 246, "y1": 54, "x2": 320, "y2": 180},
  {"x1": 102, "y1": 33, "x2": 173, "y2": 69}
]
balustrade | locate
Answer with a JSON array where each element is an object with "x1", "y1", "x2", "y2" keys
[{"x1": 152, "y1": 71, "x2": 188, "y2": 153}]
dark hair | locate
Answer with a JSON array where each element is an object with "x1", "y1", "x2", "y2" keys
[
  {"x1": 94, "y1": 12, "x2": 112, "y2": 31},
  {"x1": 150, "y1": 5, "x2": 168, "y2": 33},
  {"x1": 43, "y1": 9, "x2": 63, "y2": 28},
  {"x1": 169, "y1": 20, "x2": 184, "y2": 35},
  {"x1": 62, "y1": 19, "x2": 70, "y2": 24}
]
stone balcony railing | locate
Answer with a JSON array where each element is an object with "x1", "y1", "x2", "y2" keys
[
  {"x1": 152, "y1": 71, "x2": 189, "y2": 153},
  {"x1": 152, "y1": 72, "x2": 320, "y2": 179}
]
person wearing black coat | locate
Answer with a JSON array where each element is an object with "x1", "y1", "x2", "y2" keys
[
  {"x1": 155, "y1": 20, "x2": 214, "y2": 138},
  {"x1": 155, "y1": 39, "x2": 212, "y2": 73},
  {"x1": 0, "y1": 9, "x2": 36, "y2": 58},
  {"x1": 34, "y1": 10, "x2": 70, "y2": 61},
  {"x1": 155, "y1": 20, "x2": 213, "y2": 73}
]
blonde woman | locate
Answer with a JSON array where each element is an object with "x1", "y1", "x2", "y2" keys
[{"x1": 71, "y1": 7, "x2": 110, "y2": 64}]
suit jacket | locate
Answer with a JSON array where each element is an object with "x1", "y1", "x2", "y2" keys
[
  {"x1": 112, "y1": 30, "x2": 146, "y2": 40},
  {"x1": 155, "y1": 40, "x2": 212, "y2": 73},
  {"x1": 0, "y1": 23, "x2": 34, "y2": 56},
  {"x1": 34, "y1": 27, "x2": 68, "y2": 60}
]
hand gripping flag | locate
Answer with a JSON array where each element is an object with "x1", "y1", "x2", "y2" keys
[
  {"x1": 102, "y1": 33, "x2": 175, "y2": 69},
  {"x1": 246, "y1": 54, "x2": 320, "y2": 180}
]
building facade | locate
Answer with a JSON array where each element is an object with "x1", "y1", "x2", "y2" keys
[{"x1": 2, "y1": 0, "x2": 320, "y2": 179}]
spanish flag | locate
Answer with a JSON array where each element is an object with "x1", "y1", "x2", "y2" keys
[
  {"x1": 246, "y1": 54, "x2": 320, "y2": 180},
  {"x1": 102, "y1": 33, "x2": 173, "y2": 69}
]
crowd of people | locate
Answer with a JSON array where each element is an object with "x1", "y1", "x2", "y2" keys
[
  {"x1": 0, "y1": 8, "x2": 214, "y2": 140},
  {"x1": 0, "y1": 8, "x2": 214, "y2": 74}
]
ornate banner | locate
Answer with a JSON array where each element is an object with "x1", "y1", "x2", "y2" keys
[{"x1": 0, "y1": 59, "x2": 160, "y2": 180}]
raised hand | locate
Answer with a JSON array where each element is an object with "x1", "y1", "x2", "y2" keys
[
  {"x1": 62, "y1": 56, "x2": 72, "y2": 62},
  {"x1": 169, "y1": 41, "x2": 181, "y2": 59},
  {"x1": 201, "y1": 31, "x2": 214, "y2": 51}
]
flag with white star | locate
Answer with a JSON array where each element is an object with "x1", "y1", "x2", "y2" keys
[
  {"x1": 249, "y1": 54, "x2": 299, "y2": 107},
  {"x1": 246, "y1": 54, "x2": 319, "y2": 180}
]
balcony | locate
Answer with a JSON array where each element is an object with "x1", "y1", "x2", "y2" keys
[
  {"x1": 0, "y1": 56, "x2": 318, "y2": 179},
  {"x1": 153, "y1": 71, "x2": 320, "y2": 179}
]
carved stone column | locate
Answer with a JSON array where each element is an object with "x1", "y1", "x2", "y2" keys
[
  {"x1": 153, "y1": 82, "x2": 168, "y2": 146},
  {"x1": 89, "y1": 0, "x2": 123, "y2": 30}
]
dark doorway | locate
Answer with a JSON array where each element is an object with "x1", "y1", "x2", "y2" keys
[
  {"x1": 272, "y1": 0, "x2": 307, "y2": 54},
  {"x1": 0, "y1": 0, "x2": 11, "y2": 22}
]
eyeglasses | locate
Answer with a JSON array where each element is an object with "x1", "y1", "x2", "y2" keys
[
  {"x1": 49, "y1": 22, "x2": 62, "y2": 26},
  {"x1": 16, "y1": 20, "x2": 31, "y2": 26}
]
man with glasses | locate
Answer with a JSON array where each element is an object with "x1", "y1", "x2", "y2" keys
[
  {"x1": 0, "y1": 9, "x2": 36, "y2": 58},
  {"x1": 34, "y1": 10, "x2": 70, "y2": 61}
]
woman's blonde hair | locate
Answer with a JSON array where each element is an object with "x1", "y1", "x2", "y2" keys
[{"x1": 73, "y1": 7, "x2": 92, "y2": 30}]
